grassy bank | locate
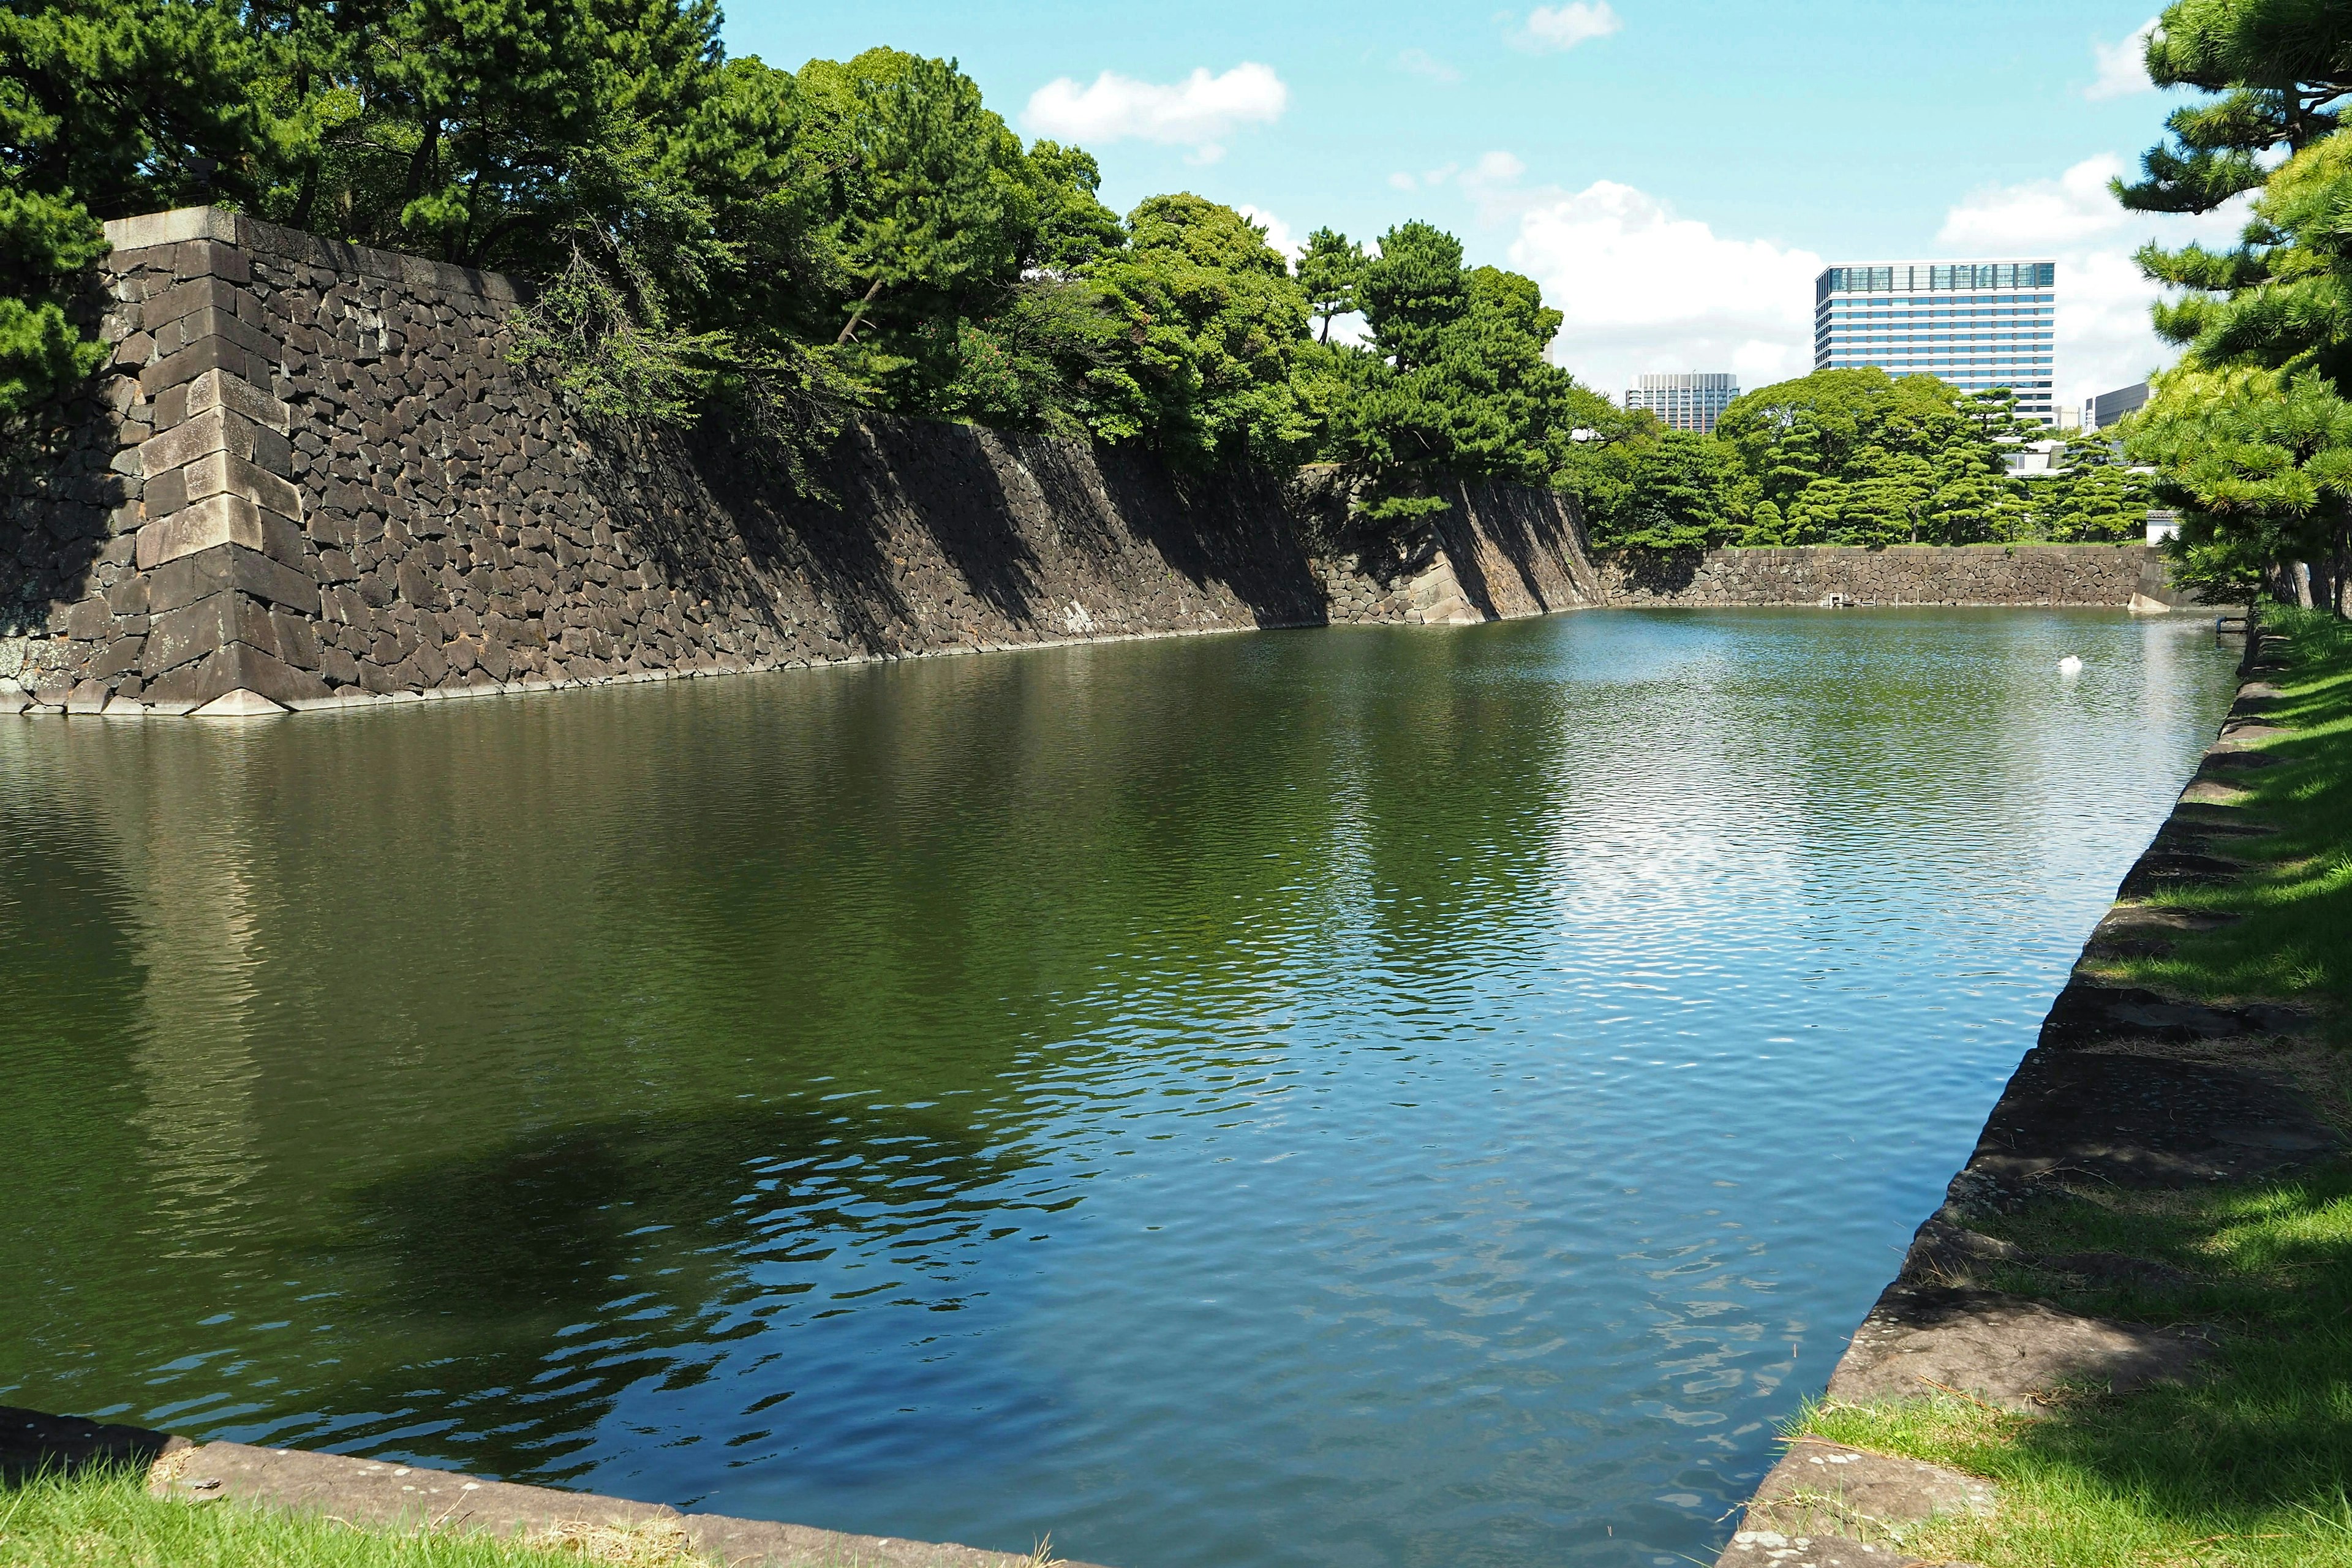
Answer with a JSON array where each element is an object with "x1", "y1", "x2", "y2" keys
[
  {"x1": 2114, "y1": 608, "x2": 2352, "y2": 1027},
  {"x1": 0, "y1": 1463, "x2": 706, "y2": 1568},
  {"x1": 1784, "y1": 608, "x2": 2352, "y2": 1568}
]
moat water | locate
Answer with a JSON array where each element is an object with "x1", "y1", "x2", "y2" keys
[{"x1": 0, "y1": 608, "x2": 2239, "y2": 1567}]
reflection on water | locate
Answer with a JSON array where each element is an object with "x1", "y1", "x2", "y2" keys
[{"x1": 0, "y1": 609, "x2": 2237, "y2": 1567}]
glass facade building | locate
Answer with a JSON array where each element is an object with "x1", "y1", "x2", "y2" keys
[
  {"x1": 1624, "y1": 372, "x2": 1739, "y2": 433},
  {"x1": 1813, "y1": 259, "x2": 2057, "y2": 423}
]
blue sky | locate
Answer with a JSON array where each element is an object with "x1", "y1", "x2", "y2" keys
[{"x1": 723, "y1": 1, "x2": 2234, "y2": 409}]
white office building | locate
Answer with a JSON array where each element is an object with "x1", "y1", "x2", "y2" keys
[
  {"x1": 1625, "y1": 372, "x2": 1739, "y2": 434},
  {"x1": 1813, "y1": 259, "x2": 2057, "y2": 423}
]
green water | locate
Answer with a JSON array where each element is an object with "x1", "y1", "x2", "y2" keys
[{"x1": 0, "y1": 608, "x2": 2239, "y2": 1566}]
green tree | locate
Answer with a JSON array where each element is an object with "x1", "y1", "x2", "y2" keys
[
  {"x1": 1602, "y1": 429, "x2": 1739, "y2": 550},
  {"x1": 1, "y1": 0, "x2": 277, "y2": 423},
  {"x1": 1711, "y1": 368, "x2": 2024, "y2": 546},
  {"x1": 2039, "y1": 437, "x2": 2155, "y2": 541},
  {"x1": 2114, "y1": 0, "x2": 2350, "y2": 217},
  {"x1": 2128, "y1": 366, "x2": 2352, "y2": 608},
  {"x1": 1080, "y1": 192, "x2": 1314, "y2": 468},
  {"x1": 1333, "y1": 222, "x2": 1577, "y2": 520},
  {"x1": 1295, "y1": 226, "x2": 1365, "y2": 344}
]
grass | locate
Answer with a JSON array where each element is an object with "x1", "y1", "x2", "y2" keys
[
  {"x1": 1794, "y1": 1164, "x2": 2352, "y2": 1568},
  {"x1": 1777, "y1": 609, "x2": 2352, "y2": 1568},
  {"x1": 0, "y1": 1462, "x2": 1072, "y2": 1568},
  {"x1": 0, "y1": 1463, "x2": 712, "y2": 1567},
  {"x1": 2106, "y1": 608, "x2": 2352, "y2": 1025}
]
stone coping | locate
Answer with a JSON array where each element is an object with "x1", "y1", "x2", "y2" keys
[
  {"x1": 5, "y1": 1406, "x2": 1102, "y2": 1568},
  {"x1": 103, "y1": 205, "x2": 523, "y2": 303}
]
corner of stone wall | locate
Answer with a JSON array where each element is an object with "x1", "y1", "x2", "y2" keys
[
  {"x1": 4, "y1": 208, "x2": 330, "y2": 717},
  {"x1": 111, "y1": 213, "x2": 326, "y2": 714}
]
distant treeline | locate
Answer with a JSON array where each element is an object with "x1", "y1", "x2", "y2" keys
[{"x1": 3, "y1": 0, "x2": 2138, "y2": 544}]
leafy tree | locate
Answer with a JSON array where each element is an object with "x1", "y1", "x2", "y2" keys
[
  {"x1": 1550, "y1": 385, "x2": 1657, "y2": 534},
  {"x1": 1604, "y1": 430, "x2": 1739, "y2": 550},
  {"x1": 1, "y1": 0, "x2": 277, "y2": 423},
  {"x1": 2138, "y1": 129, "x2": 2352, "y2": 388},
  {"x1": 794, "y1": 50, "x2": 1036, "y2": 398},
  {"x1": 1080, "y1": 192, "x2": 1314, "y2": 468},
  {"x1": 2128, "y1": 366, "x2": 2352, "y2": 608},
  {"x1": 1022, "y1": 139, "x2": 1124, "y2": 273},
  {"x1": 1360, "y1": 221, "x2": 1466, "y2": 372},
  {"x1": 1333, "y1": 222, "x2": 1577, "y2": 520},
  {"x1": 2038, "y1": 437, "x2": 2156, "y2": 541},
  {"x1": 1295, "y1": 226, "x2": 1365, "y2": 344},
  {"x1": 1707, "y1": 368, "x2": 2026, "y2": 546},
  {"x1": 2115, "y1": 0, "x2": 2350, "y2": 216}
]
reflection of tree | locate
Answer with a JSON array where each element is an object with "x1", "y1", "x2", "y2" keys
[
  {"x1": 280, "y1": 1096, "x2": 1033, "y2": 1479},
  {"x1": 0, "y1": 626, "x2": 1586, "y2": 1483}
]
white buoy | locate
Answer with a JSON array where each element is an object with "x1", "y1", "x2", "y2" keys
[{"x1": 2059, "y1": 655, "x2": 2084, "y2": 677}]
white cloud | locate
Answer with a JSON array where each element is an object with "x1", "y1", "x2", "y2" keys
[
  {"x1": 2086, "y1": 18, "x2": 2158, "y2": 101},
  {"x1": 1023, "y1": 63, "x2": 1287, "y2": 163},
  {"x1": 1387, "y1": 170, "x2": 1418, "y2": 191},
  {"x1": 1236, "y1": 203, "x2": 1302, "y2": 260},
  {"x1": 1935, "y1": 154, "x2": 2252, "y2": 407},
  {"x1": 1397, "y1": 48, "x2": 1463, "y2": 85},
  {"x1": 1509, "y1": 2, "x2": 1622, "y2": 53},
  {"x1": 1460, "y1": 158, "x2": 1822, "y2": 398},
  {"x1": 1940, "y1": 153, "x2": 2134, "y2": 249}
]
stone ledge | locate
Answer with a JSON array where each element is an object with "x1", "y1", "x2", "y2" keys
[{"x1": 2, "y1": 1409, "x2": 1106, "y2": 1568}]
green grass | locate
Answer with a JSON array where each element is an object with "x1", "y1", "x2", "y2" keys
[
  {"x1": 1795, "y1": 1163, "x2": 2352, "y2": 1568},
  {"x1": 1779, "y1": 612, "x2": 2352, "y2": 1568},
  {"x1": 0, "y1": 1464, "x2": 707, "y2": 1568},
  {"x1": 2107, "y1": 608, "x2": 2352, "y2": 1024}
]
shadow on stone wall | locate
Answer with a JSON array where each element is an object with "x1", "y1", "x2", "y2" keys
[
  {"x1": 0, "y1": 391, "x2": 131, "y2": 690},
  {"x1": 1599, "y1": 548, "x2": 1705, "y2": 598}
]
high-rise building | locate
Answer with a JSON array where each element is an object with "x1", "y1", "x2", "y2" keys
[
  {"x1": 2089, "y1": 381, "x2": 2149, "y2": 430},
  {"x1": 1813, "y1": 260, "x2": 2058, "y2": 423},
  {"x1": 1625, "y1": 372, "x2": 1740, "y2": 434}
]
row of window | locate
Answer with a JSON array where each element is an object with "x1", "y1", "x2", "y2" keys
[
  {"x1": 1823, "y1": 293, "x2": 2056, "y2": 308},
  {"x1": 1816, "y1": 262, "x2": 2057, "y2": 298}
]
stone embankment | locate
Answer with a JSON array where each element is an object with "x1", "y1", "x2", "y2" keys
[
  {"x1": 0, "y1": 205, "x2": 2182, "y2": 720},
  {"x1": 1713, "y1": 628, "x2": 2332, "y2": 1568},
  {"x1": 1597, "y1": 542, "x2": 2180, "y2": 610},
  {"x1": 3, "y1": 1404, "x2": 1095, "y2": 1567}
]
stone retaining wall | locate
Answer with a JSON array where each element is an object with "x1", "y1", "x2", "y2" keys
[
  {"x1": 0, "y1": 207, "x2": 2180, "y2": 719},
  {"x1": 0, "y1": 207, "x2": 1601, "y2": 718},
  {"x1": 1596, "y1": 542, "x2": 2176, "y2": 608}
]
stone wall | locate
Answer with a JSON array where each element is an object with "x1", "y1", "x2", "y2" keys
[
  {"x1": 0, "y1": 207, "x2": 1604, "y2": 718},
  {"x1": 1594, "y1": 542, "x2": 2177, "y2": 609},
  {"x1": 0, "y1": 207, "x2": 2181, "y2": 720}
]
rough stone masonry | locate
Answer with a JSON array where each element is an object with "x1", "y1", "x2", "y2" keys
[{"x1": 0, "y1": 207, "x2": 2176, "y2": 719}]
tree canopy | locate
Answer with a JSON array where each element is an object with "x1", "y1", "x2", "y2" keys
[{"x1": 2116, "y1": 0, "x2": 2352, "y2": 609}]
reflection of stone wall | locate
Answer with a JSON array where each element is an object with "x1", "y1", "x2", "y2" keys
[{"x1": 1593, "y1": 543, "x2": 2176, "y2": 609}]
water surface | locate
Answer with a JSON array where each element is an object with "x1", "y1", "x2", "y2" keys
[{"x1": 0, "y1": 608, "x2": 2238, "y2": 1567}]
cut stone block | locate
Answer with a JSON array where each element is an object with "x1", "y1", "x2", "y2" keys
[
  {"x1": 137, "y1": 406, "x2": 277, "y2": 477},
  {"x1": 184, "y1": 367, "x2": 289, "y2": 434},
  {"x1": 181, "y1": 448, "x2": 301, "y2": 521},
  {"x1": 137, "y1": 493, "x2": 304, "y2": 571},
  {"x1": 147, "y1": 543, "x2": 321, "y2": 617},
  {"x1": 188, "y1": 688, "x2": 287, "y2": 718},
  {"x1": 1741, "y1": 1440, "x2": 1997, "y2": 1543}
]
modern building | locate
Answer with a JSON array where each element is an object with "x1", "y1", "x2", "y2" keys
[
  {"x1": 1813, "y1": 259, "x2": 2057, "y2": 424},
  {"x1": 1624, "y1": 372, "x2": 1740, "y2": 434},
  {"x1": 2088, "y1": 381, "x2": 2149, "y2": 431}
]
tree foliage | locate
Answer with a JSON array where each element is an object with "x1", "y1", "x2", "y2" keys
[
  {"x1": 0, "y1": 0, "x2": 274, "y2": 421},
  {"x1": 2115, "y1": 1, "x2": 2352, "y2": 608}
]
